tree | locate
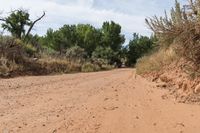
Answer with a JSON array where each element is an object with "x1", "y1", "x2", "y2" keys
[
  {"x1": 101, "y1": 21, "x2": 125, "y2": 51},
  {"x1": 41, "y1": 28, "x2": 55, "y2": 48},
  {"x1": 92, "y1": 46, "x2": 116, "y2": 63},
  {"x1": 51, "y1": 30, "x2": 66, "y2": 54},
  {"x1": 99, "y1": 21, "x2": 125, "y2": 66},
  {"x1": 127, "y1": 33, "x2": 155, "y2": 66},
  {"x1": 41, "y1": 24, "x2": 102, "y2": 55},
  {"x1": 39, "y1": 21, "x2": 126, "y2": 63},
  {"x1": 75, "y1": 24, "x2": 102, "y2": 56},
  {"x1": 41, "y1": 26, "x2": 76, "y2": 54},
  {"x1": 0, "y1": 9, "x2": 45, "y2": 41},
  {"x1": 59, "y1": 25, "x2": 77, "y2": 48}
]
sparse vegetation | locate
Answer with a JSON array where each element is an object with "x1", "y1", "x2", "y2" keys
[
  {"x1": 0, "y1": 7, "x2": 158, "y2": 77},
  {"x1": 0, "y1": 10, "x2": 128, "y2": 77},
  {"x1": 0, "y1": 56, "x2": 20, "y2": 76},
  {"x1": 137, "y1": 0, "x2": 200, "y2": 76},
  {"x1": 136, "y1": 48, "x2": 178, "y2": 74}
]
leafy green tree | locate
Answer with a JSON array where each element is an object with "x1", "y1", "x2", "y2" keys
[
  {"x1": 92, "y1": 46, "x2": 117, "y2": 64},
  {"x1": 98, "y1": 21, "x2": 125, "y2": 66},
  {"x1": 59, "y1": 25, "x2": 77, "y2": 48},
  {"x1": 51, "y1": 30, "x2": 65, "y2": 54},
  {"x1": 41, "y1": 24, "x2": 102, "y2": 55},
  {"x1": 41, "y1": 28, "x2": 55, "y2": 48},
  {"x1": 40, "y1": 28, "x2": 62, "y2": 54},
  {"x1": 0, "y1": 9, "x2": 45, "y2": 41},
  {"x1": 40, "y1": 26, "x2": 77, "y2": 54},
  {"x1": 1, "y1": 10, "x2": 31, "y2": 39},
  {"x1": 101, "y1": 21, "x2": 125, "y2": 51},
  {"x1": 40, "y1": 21, "x2": 126, "y2": 64},
  {"x1": 75, "y1": 24, "x2": 102, "y2": 56},
  {"x1": 127, "y1": 33, "x2": 155, "y2": 65}
]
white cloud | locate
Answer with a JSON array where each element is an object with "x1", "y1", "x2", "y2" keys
[{"x1": 0, "y1": 0, "x2": 179, "y2": 43}]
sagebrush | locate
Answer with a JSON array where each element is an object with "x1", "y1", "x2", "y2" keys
[{"x1": 144, "y1": 0, "x2": 200, "y2": 74}]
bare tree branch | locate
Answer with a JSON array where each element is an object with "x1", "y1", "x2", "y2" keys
[
  {"x1": 0, "y1": 18, "x2": 6, "y2": 21},
  {"x1": 24, "y1": 11, "x2": 45, "y2": 41}
]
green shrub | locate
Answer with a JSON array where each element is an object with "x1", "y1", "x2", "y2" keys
[
  {"x1": 66, "y1": 45, "x2": 87, "y2": 62},
  {"x1": 23, "y1": 43, "x2": 37, "y2": 56},
  {"x1": 81, "y1": 62, "x2": 100, "y2": 72},
  {"x1": 92, "y1": 46, "x2": 119, "y2": 65},
  {"x1": 15, "y1": 39, "x2": 37, "y2": 57}
]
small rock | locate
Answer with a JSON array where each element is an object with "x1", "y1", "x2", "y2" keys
[
  {"x1": 178, "y1": 82, "x2": 183, "y2": 89},
  {"x1": 176, "y1": 123, "x2": 185, "y2": 127},
  {"x1": 104, "y1": 106, "x2": 118, "y2": 111},
  {"x1": 161, "y1": 95, "x2": 168, "y2": 100},
  {"x1": 152, "y1": 77, "x2": 158, "y2": 82},
  {"x1": 156, "y1": 83, "x2": 167, "y2": 88},
  {"x1": 104, "y1": 98, "x2": 109, "y2": 101},
  {"x1": 182, "y1": 83, "x2": 188, "y2": 92},
  {"x1": 52, "y1": 129, "x2": 57, "y2": 133}
]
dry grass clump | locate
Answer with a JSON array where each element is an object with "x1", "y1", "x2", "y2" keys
[
  {"x1": 136, "y1": 48, "x2": 178, "y2": 74},
  {"x1": 0, "y1": 37, "x2": 25, "y2": 62},
  {"x1": 0, "y1": 56, "x2": 21, "y2": 76},
  {"x1": 21, "y1": 57, "x2": 82, "y2": 75}
]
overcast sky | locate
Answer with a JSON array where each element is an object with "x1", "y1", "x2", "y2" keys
[{"x1": 0, "y1": 0, "x2": 186, "y2": 43}]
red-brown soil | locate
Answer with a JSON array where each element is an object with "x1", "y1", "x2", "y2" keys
[{"x1": 1, "y1": 69, "x2": 200, "y2": 133}]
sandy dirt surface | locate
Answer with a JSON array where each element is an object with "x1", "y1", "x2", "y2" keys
[{"x1": 1, "y1": 69, "x2": 200, "y2": 133}]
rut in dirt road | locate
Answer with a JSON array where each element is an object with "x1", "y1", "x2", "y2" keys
[{"x1": 1, "y1": 69, "x2": 200, "y2": 133}]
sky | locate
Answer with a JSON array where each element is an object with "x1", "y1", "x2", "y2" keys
[{"x1": 0, "y1": 0, "x2": 186, "y2": 44}]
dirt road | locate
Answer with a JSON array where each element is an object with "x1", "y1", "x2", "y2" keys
[{"x1": 1, "y1": 69, "x2": 200, "y2": 133}]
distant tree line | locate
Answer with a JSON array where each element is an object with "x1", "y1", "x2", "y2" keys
[
  {"x1": 0, "y1": 9, "x2": 156, "y2": 67},
  {"x1": 39, "y1": 21, "x2": 125, "y2": 65}
]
